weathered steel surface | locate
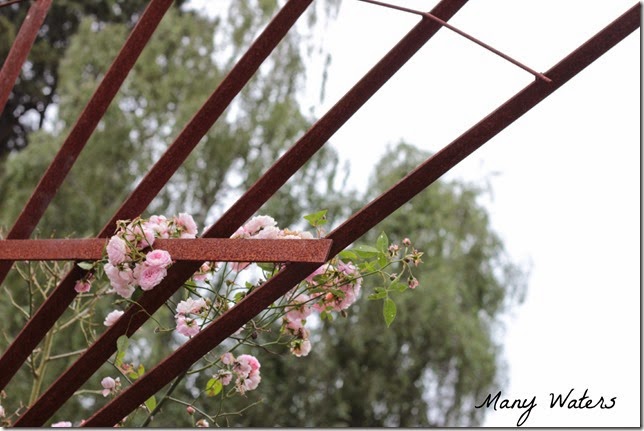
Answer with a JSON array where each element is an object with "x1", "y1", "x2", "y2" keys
[
  {"x1": 80, "y1": 3, "x2": 640, "y2": 426},
  {"x1": 0, "y1": 238, "x2": 332, "y2": 263},
  {"x1": 0, "y1": 0, "x2": 173, "y2": 286},
  {"x1": 0, "y1": 0, "x2": 52, "y2": 113},
  {"x1": 0, "y1": 0, "x2": 313, "y2": 395},
  {"x1": 13, "y1": 0, "x2": 469, "y2": 425}
]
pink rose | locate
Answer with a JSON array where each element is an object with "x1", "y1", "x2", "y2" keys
[
  {"x1": 74, "y1": 280, "x2": 91, "y2": 293},
  {"x1": 135, "y1": 264, "x2": 167, "y2": 291},
  {"x1": 101, "y1": 376, "x2": 116, "y2": 397},
  {"x1": 176, "y1": 316, "x2": 200, "y2": 337},
  {"x1": 145, "y1": 249, "x2": 172, "y2": 268},
  {"x1": 237, "y1": 354, "x2": 260, "y2": 373},
  {"x1": 174, "y1": 213, "x2": 198, "y2": 238},
  {"x1": 106, "y1": 235, "x2": 127, "y2": 265},
  {"x1": 103, "y1": 310, "x2": 124, "y2": 327}
]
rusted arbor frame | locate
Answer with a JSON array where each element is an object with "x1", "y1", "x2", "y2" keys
[
  {"x1": 0, "y1": 0, "x2": 638, "y2": 426},
  {"x1": 0, "y1": 238, "x2": 333, "y2": 263}
]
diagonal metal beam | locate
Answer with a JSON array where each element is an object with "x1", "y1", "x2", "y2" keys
[
  {"x1": 0, "y1": 238, "x2": 333, "y2": 263},
  {"x1": 0, "y1": 0, "x2": 173, "y2": 286},
  {"x1": 0, "y1": 0, "x2": 52, "y2": 113},
  {"x1": 13, "y1": 0, "x2": 469, "y2": 425},
  {"x1": 0, "y1": 0, "x2": 313, "y2": 394},
  {"x1": 80, "y1": 3, "x2": 640, "y2": 426}
]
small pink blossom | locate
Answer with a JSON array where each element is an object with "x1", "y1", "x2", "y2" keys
[
  {"x1": 176, "y1": 316, "x2": 200, "y2": 337},
  {"x1": 408, "y1": 277, "x2": 419, "y2": 289},
  {"x1": 237, "y1": 354, "x2": 260, "y2": 374},
  {"x1": 146, "y1": 215, "x2": 170, "y2": 238},
  {"x1": 220, "y1": 352, "x2": 235, "y2": 365},
  {"x1": 74, "y1": 280, "x2": 91, "y2": 293},
  {"x1": 145, "y1": 249, "x2": 172, "y2": 268},
  {"x1": 243, "y1": 372, "x2": 261, "y2": 391},
  {"x1": 217, "y1": 370, "x2": 233, "y2": 386},
  {"x1": 290, "y1": 339, "x2": 312, "y2": 357},
  {"x1": 403, "y1": 237, "x2": 411, "y2": 246},
  {"x1": 0, "y1": 404, "x2": 5, "y2": 418},
  {"x1": 113, "y1": 282, "x2": 135, "y2": 299},
  {"x1": 51, "y1": 421, "x2": 72, "y2": 427},
  {"x1": 135, "y1": 264, "x2": 167, "y2": 291},
  {"x1": 106, "y1": 235, "x2": 128, "y2": 265},
  {"x1": 186, "y1": 406, "x2": 195, "y2": 415},
  {"x1": 176, "y1": 297, "x2": 207, "y2": 316},
  {"x1": 196, "y1": 419, "x2": 209, "y2": 427},
  {"x1": 103, "y1": 310, "x2": 124, "y2": 327},
  {"x1": 101, "y1": 376, "x2": 117, "y2": 397},
  {"x1": 174, "y1": 213, "x2": 198, "y2": 238},
  {"x1": 243, "y1": 215, "x2": 276, "y2": 236},
  {"x1": 252, "y1": 225, "x2": 281, "y2": 239}
]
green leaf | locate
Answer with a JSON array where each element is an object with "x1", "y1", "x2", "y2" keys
[
  {"x1": 376, "y1": 232, "x2": 389, "y2": 254},
  {"x1": 337, "y1": 250, "x2": 358, "y2": 262},
  {"x1": 116, "y1": 335, "x2": 129, "y2": 352},
  {"x1": 115, "y1": 335, "x2": 129, "y2": 368},
  {"x1": 206, "y1": 378, "x2": 223, "y2": 397},
  {"x1": 368, "y1": 290, "x2": 387, "y2": 300},
  {"x1": 144, "y1": 395, "x2": 157, "y2": 412},
  {"x1": 256, "y1": 262, "x2": 274, "y2": 272},
  {"x1": 115, "y1": 351, "x2": 126, "y2": 368},
  {"x1": 353, "y1": 245, "x2": 380, "y2": 258},
  {"x1": 137, "y1": 363, "x2": 145, "y2": 376},
  {"x1": 77, "y1": 261, "x2": 94, "y2": 270},
  {"x1": 383, "y1": 297, "x2": 397, "y2": 327},
  {"x1": 303, "y1": 209, "x2": 328, "y2": 227},
  {"x1": 377, "y1": 252, "x2": 388, "y2": 268},
  {"x1": 390, "y1": 281, "x2": 408, "y2": 293}
]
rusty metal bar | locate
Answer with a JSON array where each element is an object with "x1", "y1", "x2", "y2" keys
[
  {"x1": 0, "y1": 0, "x2": 52, "y2": 113},
  {"x1": 358, "y1": 0, "x2": 552, "y2": 83},
  {"x1": 0, "y1": 0, "x2": 173, "y2": 287},
  {"x1": 14, "y1": 1, "x2": 468, "y2": 425},
  {"x1": 0, "y1": 0, "x2": 314, "y2": 394},
  {"x1": 0, "y1": 238, "x2": 333, "y2": 263},
  {"x1": 80, "y1": 3, "x2": 640, "y2": 426}
]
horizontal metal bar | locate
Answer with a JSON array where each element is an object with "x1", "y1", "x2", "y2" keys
[
  {"x1": 15, "y1": 1, "x2": 469, "y2": 425},
  {"x1": 0, "y1": 0, "x2": 314, "y2": 396},
  {"x1": 80, "y1": 3, "x2": 640, "y2": 426},
  {"x1": 0, "y1": 238, "x2": 332, "y2": 263}
]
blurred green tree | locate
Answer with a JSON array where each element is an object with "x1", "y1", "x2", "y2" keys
[
  {"x1": 223, "y1": 143, "x2": 526, "y2": 427},
  {"x1": 0, "y1": 0, "x2": 191, "y2": 158}
]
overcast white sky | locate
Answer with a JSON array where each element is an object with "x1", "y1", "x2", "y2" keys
[{"x1": 190, "y1": 0, "x2": 640, "y2": 427}]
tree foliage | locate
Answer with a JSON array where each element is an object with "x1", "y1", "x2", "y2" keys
[
  {"x1": 0, "y1": 1, "x2": 525, "y2": 426},
  {"x1": 223, "y1": 143, "x2": 526, "y2": 427}
]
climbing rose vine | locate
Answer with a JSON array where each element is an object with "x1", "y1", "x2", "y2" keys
[{"x1": 3, "y1": 211, "x2": 422, "y2": 427}]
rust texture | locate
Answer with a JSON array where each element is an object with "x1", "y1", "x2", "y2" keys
[
  {"x1": 0, "y1": 0, "x2": 52, "y2": 113},
  {"x1": 80, "y1": 3, "x2": 640, "y2": 426},
  {"x1": 1, "y1": 0, "x2": 637, "y2": 425},
  {"x1": 0, "y1": 238, "x2": 332, "y2": 263},
  {"x1": 0, "y1": 0, "x2": 173, "y2": 286},
  {"x1": 13, "y1": 0, "x2": 468, "y2": 425},
  {"x1": 0, "y1": 0, "x2": 315, "y2": 395}
]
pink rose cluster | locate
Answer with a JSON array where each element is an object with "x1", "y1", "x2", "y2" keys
[
  {"x1": 229, "y1": 215, "x2": 314, "y2": 272},
  {"x1": 281, "y1": 261, "x2": 362, "y2": 357},
  {"x1": 103, "y1": 213, "x2": 198, "y2": 298},
  {"x1": 214, "y1": 352, "x2": 261, "y2": 395},
  {"x1": 174, "y1": 297, "x2": 208, "y2": 337}
]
